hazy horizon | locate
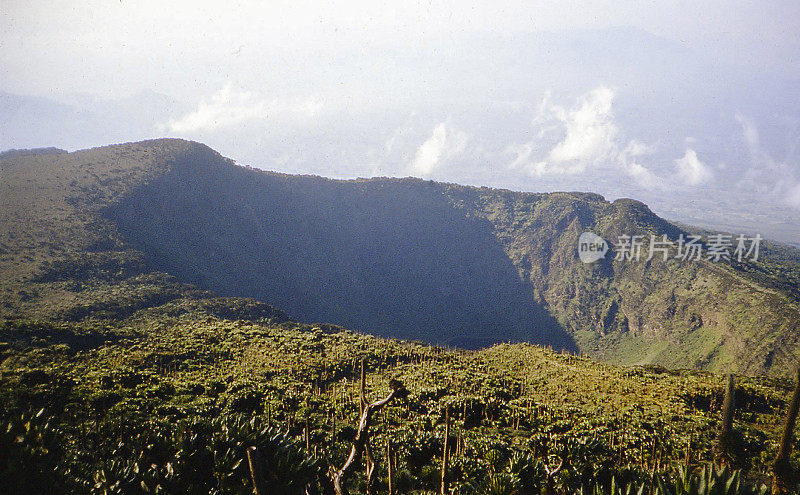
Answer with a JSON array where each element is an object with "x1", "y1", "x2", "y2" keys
[{"x1": 3, "y1": 1, "x2": 800, "y2": 243}]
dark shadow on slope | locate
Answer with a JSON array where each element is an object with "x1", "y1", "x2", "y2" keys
[{"x1": 105, "y1": 146, "x2": 576, "y2": 351}]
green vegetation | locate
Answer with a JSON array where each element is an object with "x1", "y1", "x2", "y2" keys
[
  {"x1": 2, "y1": 299, "x2": 799, "y2": 493},
  {"x1": 2, "y1": 139, "x2": 800, "y2": 375},
  {"x1": 2, "y1": 140, "x2": 800, "y2": 493}
]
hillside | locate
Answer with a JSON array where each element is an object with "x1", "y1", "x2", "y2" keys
[
  {"x1": 1, "y1": 139, "x2": 799, "y2": 377},
  {"x1": 3, "y1": 139, "x2": 800, "y2": 492},
  {"x1": 2, "y1": 301, "x2": 798, "y2": 493}
]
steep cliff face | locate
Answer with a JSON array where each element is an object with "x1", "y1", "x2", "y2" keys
[
  {"x1": 461, "y1": 191, "x2": 800, "y2": 375},
  {"x1": 2, "y1": 139, "x2": 799, "y2": 375},
  {"x1": 104, "y1": 146, "x2": 574, "y2": 350}
]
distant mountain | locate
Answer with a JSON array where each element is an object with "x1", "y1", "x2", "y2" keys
[
  {"x1": 1, "y1": 139, "x2": 799, "y2": 375},
  {"x1": 4, "y1": 27, "x2": 800, "y2": 245},
  {"x1": 0, "y1": 90, "x2": 188, "y2": 152},
  {"x1": 0, "y1": 147, "x2": 67, "y2": 159}
]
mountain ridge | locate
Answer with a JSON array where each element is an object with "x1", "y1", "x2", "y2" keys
[{"x1": 2, "y1": 138, "x2": 799, "y2": 376}]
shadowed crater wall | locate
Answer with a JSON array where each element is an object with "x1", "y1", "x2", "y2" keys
[{"x1": 106, "y1": 148, "x2": 576, "y2": 350}]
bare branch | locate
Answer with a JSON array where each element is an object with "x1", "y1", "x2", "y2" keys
[{"x1": 330, "y1": 380, "x2": 407, "y2": 495}]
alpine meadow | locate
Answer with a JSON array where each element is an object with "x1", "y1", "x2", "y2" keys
[
  {"x1": 3, "y1": 2, "x2": 800, "y2": 494},
  {"x1": 0, "y1": 139, "x2": 799, "y2": 494}
]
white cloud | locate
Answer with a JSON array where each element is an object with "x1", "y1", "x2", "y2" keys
[
  {"x1": 510, "y1": 86, "x2": 619, "y2": 177},
  {"x1": 548, "y1": 85, "x2": 617, "y2": 167},
  {"x1": 163, "y1": 84, "x2": 322, "y2": 133},
  {"x1": 787, "y1": 183, "x2": 800, "y2": 208},
  {"x1": 736, "y1": 112, "x2": 800, "y2": 209},
  {"x1": 736, "y1": 113, "x2": 761, "y2": 152},
  {"x1": 674, "y1": 148, "x2": 713, "y2": 186},
  {"x1": 507, "y1": 86, "x2": 660, "y2": 189},
  {"x1": 507, "y1": 142, "x2": 535, "y2": 170},
  {"x1": 620, "y1": 140, "x2": 659, "y2": 189},
  {"x1": 410, "y1": 122, "x2": 468, "y2": 175}
]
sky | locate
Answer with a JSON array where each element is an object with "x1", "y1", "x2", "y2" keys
[{"x1": 2, "y1": 1, "x2": 800, "y2": 243}]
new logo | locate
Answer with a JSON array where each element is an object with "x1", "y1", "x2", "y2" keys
[{"x1": 578, "y1": 231, "x2": 609, "y2": 263}]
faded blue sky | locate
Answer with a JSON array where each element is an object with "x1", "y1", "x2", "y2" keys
[{"x1": 2, "y1": 1, "x2": 800, "y2": 242}]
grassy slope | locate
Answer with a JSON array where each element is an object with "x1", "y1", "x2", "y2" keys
[
  {"x1": 1, "y1": 140, "x2": 800, "y2": 491},
  {"x1": 2, "y1": 139, "x2": 799, "y2": 377},
  {"x1": 1, "y1": 300, "x2": 798, "y2": 491}
]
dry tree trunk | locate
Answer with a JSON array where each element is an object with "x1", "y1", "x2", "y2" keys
[
  {"x1": 543, "y1": 456, "x2": 564, "y2": 495},
  {"x1": 441, "y1": 403, "x2": 451, "y2": 495},
  {"x1": 329, "y1": 377, "x2": 408, "y2": 495},
  {"x1": 305, "y1": 415, "x2": 311, "y2": 452},
  {"x1": 247, "y1": 446, "x2": 267, "y2": 495},
  {"x1": 365, "y1": 440, "x2": 377, "y2": 495},
  {"x1": 386, "y1": 440, "x2": 393, "y2": 495},
  {"x1": 772, "y1": 367, "x2": 800, "y2": 495},
  {"x1": 248, "y1": 359, "x2": 406, "y2": 495},
  {"x1": 716, "y1": 373, "x2": 737, "y2": 466},
  {"x1": 721, "y1": 374, "x2": 736, "y2": 435},
  {"x1": 360, "y1": 359, "x2": 370, "y2": 492}
]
